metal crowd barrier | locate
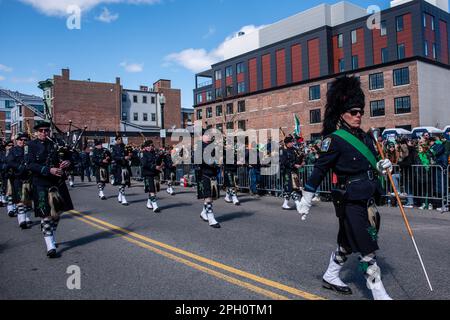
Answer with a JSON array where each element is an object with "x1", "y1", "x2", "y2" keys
[{"x1": 130, "y1": 163, "x2": 450, "y2": 208}]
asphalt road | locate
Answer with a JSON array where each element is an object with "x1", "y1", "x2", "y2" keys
[{"x1": 1, "y1": 179, "x2": 450, "y2": 300}]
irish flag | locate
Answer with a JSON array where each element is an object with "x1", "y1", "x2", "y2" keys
[{"x1": 294, "y1": 114, "x2": 301, "y2": 137}]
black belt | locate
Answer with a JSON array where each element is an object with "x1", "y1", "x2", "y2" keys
[{"x1": 339, "y1": 170, "x2": 376, "y2": 186}]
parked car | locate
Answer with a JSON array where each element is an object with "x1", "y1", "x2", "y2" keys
[{"x1": 382, "y1": 128, "x2": 412, "y2": 141}]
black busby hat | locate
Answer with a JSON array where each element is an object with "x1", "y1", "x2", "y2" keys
[
  {"x1": 322, "y1": 76, "x2": 365, "y2": 136},
  {"x1": 94, "y1": 139, "x2": 103, "y2": 146},
  {"x1": 115, "y1": 134, "x2": 123, "y2": 140},
  {"x1": 5, "y1": 140, "x2": 13, "y2": 146},
  {"x1": 34, "y1": 121, "x2": 51, "y2": 130},
  {"x1": 142, "y1": 140, "x2": 154, "y2": 148}
]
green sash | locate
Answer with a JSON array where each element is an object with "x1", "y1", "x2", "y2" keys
[{"x1": 332, "y1": 129, "x2": 378, "y2": 170}]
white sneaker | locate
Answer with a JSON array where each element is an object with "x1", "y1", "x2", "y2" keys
[
  {"x1": 18, "y1": 213, "x2": 27, "y2": 229},
  {"x1": 282, "y1": 199, "x2": 291, "y2": 210},
  {"x1": 428, "y1": 204, "x2": 433, "y2": 210},
  {"x1": 370, "y1": 281, "x2": 393, "y2": 300},
  {"x1": 25, "y1": 211, "x2": 32, "y2": 226},
  {"x1": 322, "y1": 254, "x2": 352, "y2": 295},
  {"x1": 232, "y1": 195, "x2": 240, "y2": 206},
  {"x1": 404, "y1": 204, "x2": 414, "y2": 209},
  {"x1": 200, "y1": 208, "x2": 208, "y2": 222},
  {"x1": 151, "y1": 201, "x2": 160, "y2": 213},
  {"x1": 69, "y1": 181, "x2": 74, "y2": 188},
  {"x1": 224, "y1": 194, "x2": 232, "y2": 203},
  {"x1": 312, "y1": 195, "x2": 321, "y2": 202},
  {"x1": 419, "y1": 204, "x2": 426, "y2": 210},
  {"x1": 7, "y1": 204, "x2": 16, "y2": 217},
  {"x1": 44, "y1": 236, "x2": 57, "y2": 258},
  {"x1": 166, "y1": 187, "x2": 174, "y2": 195},
  {"x1": 99, "y1": 190, "x2": 106, "y2": 200},
  {"x1": 146, "y1": 199, "x2": 153, "y2": 210},
  {"x1": 295, "y1": 200, "x2": 308, "y2": 221},
  {"x1": 117, "y1": 193, "x2": 123, "y2": 203},
  {"x1": 437, "y1": 206, "x2": 448, "y2": 212},
  {"x1": 121, "y1": 195, "x2": 129, "y2": 206},
  {"x1": 207, "y1": 213, "x2": 221, "y2": 228}
]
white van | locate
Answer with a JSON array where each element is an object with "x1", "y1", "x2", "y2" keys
[
  {"x1": 411, "y1": 127, "x2": 444, "y2": 139},
  {"x1": 382, "y1": 128, "x2": 412, "y2": 141}
]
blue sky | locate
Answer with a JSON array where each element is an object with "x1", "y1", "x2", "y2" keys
[{"x1": 0, "y1": 0, "x2": 393, "y2": 108}]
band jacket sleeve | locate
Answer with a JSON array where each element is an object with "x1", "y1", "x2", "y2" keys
[
  {"x1": 6, "y1": 147, "x2": 25, "y2": 176},
  {"x1": 304, "y1": 136, "x2": 340, "y2": 193},
  {"x1": 112, "y1": 145, "x2": 126, "y2": 166},
  {"x1": 141, "y1": 152, "x2": 158, "y2": 177}
]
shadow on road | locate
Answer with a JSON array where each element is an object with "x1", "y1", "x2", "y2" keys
[{"x1": 217, "y1": 211, "x2": 255, "y2": 223}]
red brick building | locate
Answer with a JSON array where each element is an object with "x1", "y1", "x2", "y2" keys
[{"x1": 194, "y1": 0, "x2": 450, "y2": 141}]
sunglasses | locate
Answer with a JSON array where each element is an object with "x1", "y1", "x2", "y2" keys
[
  {"x1": 19, "y1": 139, "x2": 28, "y2": 142},
  {"x1": 7, "y1": 144, "x2": 13, "y2": 147},
  {"x1": 38, "y1": 128, "x2": 50, "y2": 133},
  {"x1": 347, "y1": 109, "x2": 364, "y2": 116}
]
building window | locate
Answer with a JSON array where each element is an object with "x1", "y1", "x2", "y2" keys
[
  {"x1": 143, "y1": 96, "x2": 147, "y2": 104},
  {"x1": 133, "y1": 95, "x2": 138, "y2": 103},
  {"x1": 310, "y1": 109, "x2": 321, "y2": 124},
  {"x1": 309, "y1": 85, "x2": 321, "y2": 101},
  {"x1": 337, "y1": 34, "x2": 343, "y2": 48},
  {"x1": 151, "y1": 96, "x2": 155, "y2": 104},
  {"x1": 226, "y1": 85, "x2": 233, "y2": 97},
  {"x1": 143, "y1": 113, "x2": 148, "y2": 121},
  {"x1": 393, "y1": 67, "x2": 410, "y2": 86},
  {"x1": 432, "y1": 43, "x2": 437, "y2": 59},
  {"x1": 311, "y1": 133, "x2": 322, "y2": 142},
  {"x1": 151, "y1": 113, "x2": 156, "y2": 122},
  {"x1": 351, "y1": 55, "x2": 359, "y2": 70},
  {"x1": 197, "y1": 93, "x2": 203, "y2": 104},
  {"x1": 206, "y1": 91, "x2": 213, "y2": 102},
  {"x1": 431, "y1": 16, "x2": 435, "y2": 31},
  {"x1": 238, "y1": 120, "x2": 246, "y2": 131},
  {"x1": 206, "y1": 107, "x2": 213, "y2": 118},
  {"x1": 196, "y1": 109, "x2": 203, "y2": 120},
  {"x1": 351, "y1": 30, "x2": 357, "y2": 44},
  {"x1": 133, "y1": 113, "x2": 138, "y2": 121},
  {"x1": 369, "y1": 73, "x2": 384, "y2": 90},
  {"x1": 423, "y1": 14, "x2": 427, "y2": 28},
  {"x1": 396, "y1": 15, "x2": 404, "y2": 32},
  {"x1": 237, "y1": 62, "x2": 244, "y2": 74},
  {"x1": 381, "y1": 48, "x2": 389, "y2": 63},
  {"x1": 237, "y1": 82, "x2": 245, "y2": 94},
  {"x1": 225, "y1": 66, "x2": 233, "y2": 77},
  {"x1": 215, "y1": 70, "x2": 222, "y2": 80},
  {"x1": 370, "y1": 100, "x2": 385, "y2": 117},
  {"x1": 215, "y1": 88, "x2": 222, "y2": 99},
  {"x1": 381, "y1": 21, "x2": 387, "y2": 36},
  {"x1": 226, "y1": 103, "x2": 234, "y2": 115},
  {"x1": 424, "y1": 41, "x2": 429, "y2": 56},
  {"x1": 397, "y1": 44, "x2": 405, "y2": 59},
  {"x1": 395, "y1": 96, "x2": 411, "y2": 114},
  {"x1": 338, "y1": 59, "x2": 345, "y2": 72},
  {"x1": 226, "y1": 122, "x2": 234, "y2": 130},
  {"x1": 216, "y1": 105, "x2": 223, "y2": 117},
  {"x1": 237, "y1": 100, "x2": 245, "y2": 113}
]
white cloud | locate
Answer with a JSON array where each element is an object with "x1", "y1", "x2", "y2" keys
[
  {"x1": 165, "y1": 25, "x2": 266, "y2": 73},
  {"x1": 96, "y1": 7, "x2": 119, "y2": 22},
  {"x1": 0, "y1": 75, "x2": 5, "y2": 81},
  {"x1": 19, "y1": 0, "x2": 160, "y2": 17},
  {"x1": 11, "y1": 77, "x2": 38, "y2": 84},
  {"x1": 0, "y1": 64, "x2": 13, "y2": 72},
  {"x1": 202, "y1": 26, "x2": 216, "y2": 39},
  {"x1": 120, "y1": 61, "x2": 144, "y2": 73}
]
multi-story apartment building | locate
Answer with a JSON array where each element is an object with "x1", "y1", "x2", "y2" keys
[
  {"x1": 0, "y1": 90, "x2": 44, "y2": 140},
  {"x1": 193, "y1": 0, "x2": 450, "y2": 141}
]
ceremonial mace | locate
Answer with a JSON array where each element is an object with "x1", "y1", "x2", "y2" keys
[{"x1": 370, "y1": 128, "x2": 433, "y2": 292}]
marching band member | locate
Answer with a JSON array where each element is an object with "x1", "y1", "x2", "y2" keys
[
  {"x1": 91, "y1": 140, "x2": 112, "y2": 200},
  {"x1": 141, "y1": 140, "x2": 163, "y2": 213},
  {"x1": 111, "y1": 135, "x2": 131, "y2": 206}
]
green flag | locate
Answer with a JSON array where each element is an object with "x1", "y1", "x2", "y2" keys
[{"x1": 294, "y1": 114, "x2": 301, "y2": 137}]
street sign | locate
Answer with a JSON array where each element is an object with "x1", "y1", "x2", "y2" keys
[{"x1": 160, "y1": 130, "x2": 167, "y2": 138}]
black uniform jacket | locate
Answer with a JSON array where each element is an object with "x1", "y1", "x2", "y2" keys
[
  {"x1": 304, "y1": 127, "x2": 382, "y2": 201},
  {"x1": 141, "y1": 150, "x2": 161, "y2": 177},
  {"x1": 7, "y1": 146, "x2": 30, "y2": 180},
  {"x1": 92, "y1": 148, "x2": 111, "y2": 168}
]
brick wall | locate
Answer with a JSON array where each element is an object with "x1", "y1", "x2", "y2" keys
[
  {"x1": 154, "y1": 79, "x2": 182, "y2": 130},
  {"x1": 196, "y1": 61, "x2": 421, "y2": 141},
  {"x1": 53, "y1": 69, "x2": 122, "y2": 133}
]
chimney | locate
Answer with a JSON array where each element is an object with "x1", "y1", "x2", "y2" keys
[
  {"x1": 116, "y1": 77, "x2": 121, "y2": 85},
  {"x1": 140, "y1": 85, "x2": 149, "y2": 92},
  {"x1": 62, "y1": 68, "x2": 70, "y2": 80},
  {"x1": 153, "y1": 79, "x2": 171, "y2": 91}
]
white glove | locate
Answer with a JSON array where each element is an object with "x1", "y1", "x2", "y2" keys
[
  {"x1": 298, "y1": 191, "x2": 315, "y2": 221},
  {"x1": 377, "y1": 159, "x2": 393, "y2": 176}
]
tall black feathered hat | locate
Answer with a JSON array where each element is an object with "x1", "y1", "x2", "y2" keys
[{"x1": 322, "y1": 76, "x2": 365, "y2": 136}]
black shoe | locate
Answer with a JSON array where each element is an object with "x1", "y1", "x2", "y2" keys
[
  {"x1": 47, "y1": 249, "x2": 57, "y2": 258},
  {"x1": 20, "y1": 222, "x2": 28, "y2": 229},
  {"x1": 8, "y1": 211, "x2": 16, "y2": 218},
  {"x1": 210, "y1": 223, "x2": 221, "y2": 229},
  {"x1": 322, "y1": 279, "x2": 352, "y2": 295}
]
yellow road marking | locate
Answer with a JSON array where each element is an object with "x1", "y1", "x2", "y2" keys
[
  {"x1": 70, "y1": 210, "x2": 326, "y2": 300},
  {"x1": 71, "y1": 214, "x2": 289, "y2": 300}
]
